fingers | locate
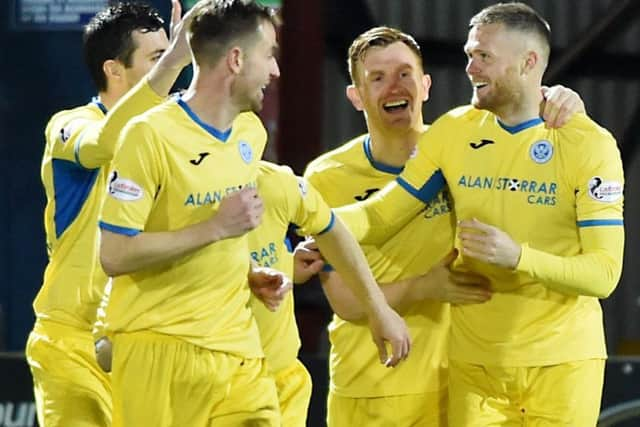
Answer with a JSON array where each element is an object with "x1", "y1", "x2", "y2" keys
[
  {"x1": 305, "y1": 259, "x2": 325, "y2": 275},
  {"x1": 256, "y1": 279, "x2": 292, "y2": 311},
  {"x1": 541, "y1": 85, "x2": 585, "y2": 129},
  {"x1": 294, "y1": 246, "x2": 322, "y2": 262},
  {"x1": 385, "y1": 335, "x2": 411, "y2": 368},
  {"x1": 449, "y1": 271, "x2": 491, "y2": 288},
  {"x1": 170, "y1": 0, "x2": 182, "y2": 36},
  {"x1": 458, "y1": 218, "x2": 494, "y2": 234},
  {"x1": 450, "y1": 284, "x2": 492, "y2": 304},
  {"x1": 373, "y1": 335, "x2": 388, "y2": 365},
  {"x1": 438, "y1": 248, "x2": 459, "y2": 268}
]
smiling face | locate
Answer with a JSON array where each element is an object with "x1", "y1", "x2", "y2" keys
[
  {"x1": 464, "y1": 23, "x2": 528, "y2": 114},
  {"x1": 234, "y1": 19, "x2": 280, "y2": 113},
  {"x1": 352, "y1": 41, "x2": 430, "y2": 132}
]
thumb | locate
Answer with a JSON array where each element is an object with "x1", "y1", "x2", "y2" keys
[
  {"x1": 439, "y1": 248, "x2": 459, "y2": 268},
  {"x1": 306, "y1": 259, "x2": 325, "y2": 274}
]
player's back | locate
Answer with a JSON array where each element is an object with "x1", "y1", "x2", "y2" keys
[{"x1": 37, "y1": 101, "x2": 110, "y2": 329}]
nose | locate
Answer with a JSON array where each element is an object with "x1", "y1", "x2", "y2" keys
[
  {"x1": 271, "y1": 58, "x2": 281, "y2": 79},
  {"x1": 466, "y1": 58, "x2": 478, "y2": 76}
]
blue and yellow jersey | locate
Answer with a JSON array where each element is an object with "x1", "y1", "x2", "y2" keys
[
  {"x1": 248, "y1": 161, "x2": 334, "y2": 373},
  {"x1": 99, "y1": 98, "x2": 267, "y2": 357},
  {"x1": 304, "y1": 134, "x2": 453, "y2": 397},
  {"x1": 37, "y1": 80, "x2": 164, "y2": 329},
  {"x1": 399, "y1": 106, "x2": 624, "y2": 365}
]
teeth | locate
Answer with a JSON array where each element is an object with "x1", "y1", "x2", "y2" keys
[
  {"x1": 383, "y1": 100, "x2": 408, "y2": 108},
  {"x1": 473, "y1": 82, "x2": 488, "y2": 88}
]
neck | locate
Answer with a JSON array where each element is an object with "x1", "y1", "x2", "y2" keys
[
  {"x1": 367, "y1": 121, "x2": 426, "y2": 168},
  {"x1": 494, "y1": 85, "x2": 544, "y2": 126},
  {"x1": 97, "y1": 90, "x2": 122, "y2": 111},
  {"x1": 180, "y1": 66, "x2": 240, "y2": 131}
]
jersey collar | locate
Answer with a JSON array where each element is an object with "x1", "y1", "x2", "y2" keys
[
  {"x1": 497, "y1": 117, "x2": 544, "y2": 134},
  {"x1": 362, "y1": 135, "x2": 404, "y2": 175}
]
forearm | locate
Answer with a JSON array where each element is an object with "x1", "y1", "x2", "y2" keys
[
  {"x1": 335, "y1": 181, "x2": 424, "y2": 245},
  {"x1": 321, "y1": 272, "x2": 420, "y2": 322},
  {"x1": 100, "y1": 220, "x2": 226, "y2": 276},
  {"x1": 147, "y1": 54, "x2": 186, "y2": 98},
  {"x1": 314, "y1": 219, "x2": 387, "y2": 314},
  {"x1": 516, "y1": 226, "x2": 623, "y2": 298}
]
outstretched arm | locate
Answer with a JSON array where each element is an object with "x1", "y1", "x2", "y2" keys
[
  {"x1": 314, "y1": 217, "x2": 411, "y2": 367},
  {"x1": 321, "y1": 249, "x2": 491, "y2": 322}
]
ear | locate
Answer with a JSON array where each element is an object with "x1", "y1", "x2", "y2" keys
[
  {"x1": 102, "y1": 59, "x2": 124, "y2": 84},
  {"x1": 227, "y1": 46, "x2": 243, "y2": 74},
  {"x1": 346, "y1": 85, "x2": 364, "y2": 111},
  {"x1": 421, "y1": 74, "x2": 432, "y2": 102},
  {"x1": 522, "y1": 51, "x2": 538, "y2": 75}
]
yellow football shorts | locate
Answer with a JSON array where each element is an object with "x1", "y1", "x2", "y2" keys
[
  {"x1": 274, "y1": 359, "x2": 313, "y2": 427},
  {"x1": 327, "y1": 388, "x2": 447, "y2": 427},
  {"x1": 448, "y1": 358, "x2": 605, "y2": 426},
  {"x1": 110, "y1": 330, "x2": 280, "y2": 427},
  {"x1": 26, "y1": 319, "x2": 112, "y2": 427}
]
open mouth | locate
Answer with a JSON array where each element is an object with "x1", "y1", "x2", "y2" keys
[
  {"x1": 382, "y1": 100, "x2": 409, "y2": 113},
  {"x1": 473, "y1": 82, "x2": 489, "y2": 91}
]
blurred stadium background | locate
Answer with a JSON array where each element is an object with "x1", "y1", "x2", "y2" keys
[{"x1": 0, "y1": 0, "x2": 639, "y2": 425}]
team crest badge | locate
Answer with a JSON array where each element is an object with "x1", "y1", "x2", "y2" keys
[
  {"x1": 238, "y1": 141, "x2": 253, "y2": 164},
  {"x1": 530, "y1": 140, "x2": 553, "y2": 164}
]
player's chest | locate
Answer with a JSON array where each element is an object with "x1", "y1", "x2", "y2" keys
[
  {"x1": 161, "y1": 138, "x2": 261, "y2": 209},
  {"x1": 444, "y1": 132, "x2": 570, "y2": 209}
]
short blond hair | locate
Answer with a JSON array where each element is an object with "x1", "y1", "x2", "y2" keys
[{"x1": 348, "y1": 26, "x2": 423, "y2": 85}]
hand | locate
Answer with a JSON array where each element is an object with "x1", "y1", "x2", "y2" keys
[
  {"x1": 95, "y1": 337, "x2": 112, "y2": 373},
  {"x1": 416, "y1": 249, "x2": 492, "y2": 304},
  {"x1": 248, "y1": 266, "x2": 293, "y2": 311},
  {"x1": 293, "y1": 239, "x2": 324, "y2": 284},
  {"x1": 164, "y1": 0, "x2": 209, "y2": 69},
  {"x1": 367, "y1": 304, "x2": 411, "y2": 367},
  {"x1": 540, "y1": 85, "x2": 585, "y2": 129},
  {"x1": 458, "y1": 218, "x2": 521, "y2": 269},
  {"x1": 209, "y1": 187, "x2": 263, "y2": 240}
]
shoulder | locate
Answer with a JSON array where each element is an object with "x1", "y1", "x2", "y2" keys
[
  {"x1": 45, "y1": 103, "x2": 103, "y2": 140},
  {"x1": 258, "y1": 161, "x2": 302, "y2": 207},
  {"x1": 555, "y1": 113, "x2": 617, "y2": 149},
  {"x1": 304, "y1": 134, "x2": 366, "y2": 179},
  {"x1": 432, "y1": 105, "x2": 486, "y2": 128}
]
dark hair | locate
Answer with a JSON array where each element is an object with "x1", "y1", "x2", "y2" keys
[
  {"x1": 470, "y1": 2, "x2": 551, "y2": 61},
  {"x1": 83, "y1": 2, "x2": 164, "y2": 92},
  {"x1": 348, "y1": 26, "x2": 423, "y2": 85},
  {"x1": 189, "y1": 0, "x2": 279, "y2": 66}
]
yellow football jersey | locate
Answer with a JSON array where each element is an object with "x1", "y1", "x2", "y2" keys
[
  {"x1": 399, "y1": 107, "x2": 624, "y2": 366},
  {"x1": 99, "y1": 99, "x2": 267, "y2": 357},
  {"x1": 248, "y1": 161, "x2": 334, "y2": 374},
  {"x1": 304, "y1": 135, "x2": 454, "y2": 397},
  {"x1": 37, "y1": 79, "x2": 167, "y2": 330}
]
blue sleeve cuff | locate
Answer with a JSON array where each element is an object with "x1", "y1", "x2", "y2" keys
[
  {"x1": 396, "y1": 170, "x2": 445, "y2": 203},
  {"x1": 99, "y1": 221, "x2": 141, "y2": 236},
  {"x1": 577, "y1": 219, "x2": 624, "y2": 227},
  {"x1": 317, "y1": 211, "x2": 336, "y2": 235},
  {"x1": 322, "y1": 263, "x2": 334, "y2": 272}
]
